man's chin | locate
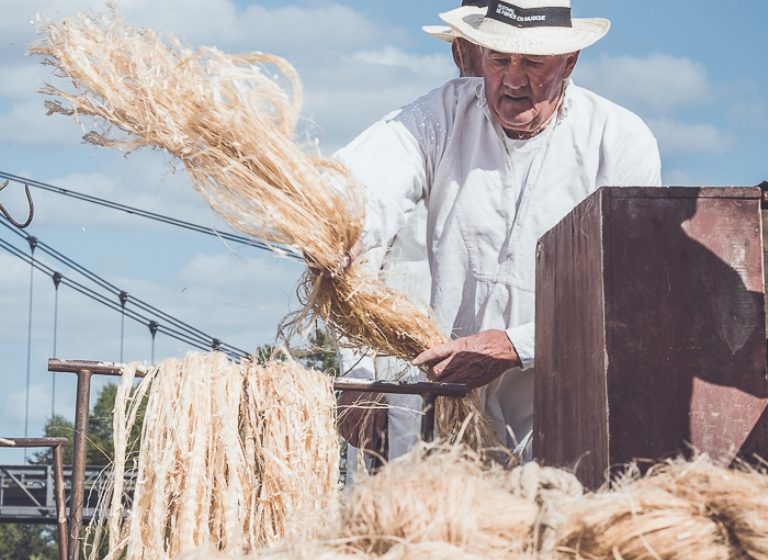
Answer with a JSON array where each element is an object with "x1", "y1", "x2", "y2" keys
[{"x1": 501, "y1": 120, "x2": 538, "y2": 138}]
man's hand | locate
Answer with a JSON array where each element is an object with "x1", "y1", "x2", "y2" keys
[
  {"x1": 412, "y1": 329, "x2": 521, "y2": 389},
  {"x1": 336, "y1": 390, "x2": 388, "y2": 452}
]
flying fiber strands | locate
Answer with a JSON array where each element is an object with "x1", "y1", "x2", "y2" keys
[
  {"x1": 31, "y1": 8, "x2": 492, "y2": 449},
  {"x1": 177, "y1": 448, "x2": 768, "y2": 560},
  {"x1": 85, "y1": 353, "x2": 338, "y2": 560},
  {"x1": 30, "y1": 9, "x2": 442, "y2": 361}
]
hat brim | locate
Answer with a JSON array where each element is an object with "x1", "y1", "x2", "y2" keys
[
  {"x1": 422, "y1": 24, "x2": 455, "y2": 43},
  {"x1": 439, "y1": 6, "x2": 610, "y2": 56}
]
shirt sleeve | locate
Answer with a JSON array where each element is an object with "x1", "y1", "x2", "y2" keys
[
  {"x1": 598, "y1": 109, "x2": 663, "y2": 188},
  {"x1": 335, "y1": 98, "x2": 444, "y2": 271},
  {"x1": 505, "y1": 322, "x2": 535, "y2": 370}
]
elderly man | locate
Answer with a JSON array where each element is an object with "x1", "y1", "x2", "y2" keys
[{"x1": 336, "y1": 0, "x2": 661, "y2": 458}]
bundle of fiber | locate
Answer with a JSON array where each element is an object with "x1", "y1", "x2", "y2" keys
[
  {"x1": 554, "y1": 457, "x2": 768, "y2": 560},
  {"x1": 502, "y1": 462, "x2": 583, "y2": 557},
  {"x1": 30, "y1": 9, "x2": 444, "y2": 362},
  {"x1": 340, "y1": 445, "x2": 538, "y2": 558},
  {"x1": 31, "y1": 8, "x2": 494, "y2": 451},
  {"x1": 85, "y1": 353, "x2": 339, "y2": 559}
]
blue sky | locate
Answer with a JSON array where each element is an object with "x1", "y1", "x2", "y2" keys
[{"x1": 0, "y1": 0, "x2": 766, "y2": 462}]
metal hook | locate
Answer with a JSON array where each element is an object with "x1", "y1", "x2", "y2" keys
[{"x1": 0, "y1": 180, "x2": 35, "y2": 228}]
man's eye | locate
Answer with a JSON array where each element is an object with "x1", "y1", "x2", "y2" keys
[{"x1": 525, "y1": 58, "x2": 545, "y2": 66}]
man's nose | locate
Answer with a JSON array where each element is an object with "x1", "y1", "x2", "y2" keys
[{"x1": 502, "y1": 62, "x2": 529, "y2": 90}]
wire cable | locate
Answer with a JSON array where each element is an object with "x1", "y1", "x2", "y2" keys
[
  {"x1": 0, "y1": 170, "x2": 303, "y2": 260},
  {"x1": 0, "y1": 236, "x2": 250, "y2": 361},
  {"x1": 0, "y1": 218, "x2": 248, "y2": 357}
]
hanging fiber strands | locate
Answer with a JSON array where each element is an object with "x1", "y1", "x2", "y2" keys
[
  {"x1": 30, "y1": 9, "x2": 444, "y2": 362},
  {"x1": 169, "y1": 446, "x2": 768, "y2": 560},
  {"x1": 86, "y1": 352, "x2": 339, "y2": 560},
  {"x1": 31, "y1": 8, "x2": 492, "y2": 451}
]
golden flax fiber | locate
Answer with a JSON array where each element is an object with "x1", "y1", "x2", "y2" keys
[
  {"x1": 85, "y1": 353, "x2": 338, "y2": 559},
  {"x1": 176, "y1": 447, "x2": 768, "y2": 560},
  {"x1": 30, "y1": 10, "x2": 442, "y2": 360},
  {"x1": 31, "y1": 8, "x2": 492, "y2": 450}
]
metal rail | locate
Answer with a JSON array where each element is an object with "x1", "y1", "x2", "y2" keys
[
  {"x1": 48, "y1": 357, "x2": 468, "y2": 560},
  {"x1": 0, "y1": 438, "x2": 69, "y2": 560}
]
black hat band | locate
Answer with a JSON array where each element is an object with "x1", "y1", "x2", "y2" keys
[{"x1": 487, "y1": 0, "x2": 572, "y2": 28}]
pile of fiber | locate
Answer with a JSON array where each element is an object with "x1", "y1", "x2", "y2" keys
[
  {"x1": 175, "y1": 447, "x2": 768, "y2": 560},
  {"x1": 85, "y1": 352, "x2": 339, "y2": 559},
  {"x1": 31, "y1": 7, "x2": 490, "y2": 449}
]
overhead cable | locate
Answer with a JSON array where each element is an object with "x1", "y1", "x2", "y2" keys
[{"x1": 0, "y1": 170, "x2": 303, "y2": 261}]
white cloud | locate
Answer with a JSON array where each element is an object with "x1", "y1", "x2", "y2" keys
[
  {"x1": 575, "y1": 53, "x2": 712, "y2": 115},
  {"x1": 0, "y1": 0, "x2": 400, "y2": 59},
  {"x1": 647, "y1": 118, "x2": 732, "y2": 156},
  {"x1": 302, "y1": 47, "x2": 456, "y2": 149}
]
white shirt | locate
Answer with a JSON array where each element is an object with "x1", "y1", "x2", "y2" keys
[{"x1": 336, "y1": 77, "x2": 661, "y2": 452}]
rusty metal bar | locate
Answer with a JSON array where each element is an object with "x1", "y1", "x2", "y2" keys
[
  {"x1": 52, "y1": 444, "x2": 68, "y2": 560},
  {"x1": 48, "y1": 359, "x2": 470, "y2": 398},
  {"x1": 48, "y1": 359, "x2": 131, "y2": 377},
  {"x1": 420, "y1": 393, "x2": 437, "y2": 442},
  {"x1": 333, "y1": 377, "x2": 468, "y2": 398},
  {"x1": 0, "y1": 437, "x2": 69, "y2": 560},
  {"x1": 68, "y1": 369, "x2": 92, "y2": 560}
]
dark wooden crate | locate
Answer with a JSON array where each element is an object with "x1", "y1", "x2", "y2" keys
[{"x1": 534, "y1": 186, "x2": 768, "y2": 488}]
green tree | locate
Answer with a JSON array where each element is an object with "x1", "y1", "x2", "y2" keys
[
  {"x1": 0, "y1": 524, "x2": 57, "y2": 560},
  {"x1": 299, "y1": 326, "x2": 339, "y2": 374},
  {"x1": 35, "y1": 383, "x2": 145, "y2": 466}
]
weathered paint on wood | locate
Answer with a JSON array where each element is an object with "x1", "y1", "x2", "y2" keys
[{"x1": 535, "y1": 186, "x2": 768, "y2": 488}]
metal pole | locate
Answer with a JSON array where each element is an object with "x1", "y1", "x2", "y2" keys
[
  {"x1": 420, "y1": 393, "x2": 437, "y2": 442},
  {"x1": 0, "y1": 437, "x2": 69, "y2": 560},
  {"x1": 52, "y1": 443, "x2": 68, "y2": 560},
  {"x1": 68, "y1": 369, "x2": 92, "y2": 560}
]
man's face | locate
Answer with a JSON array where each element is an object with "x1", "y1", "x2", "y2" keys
[
  {"x1": 481, "y1": 50, "x2": 579, "y2": 138},
  {"x1": 452, "y1": 38, "x2": 484, "y2": 78}
]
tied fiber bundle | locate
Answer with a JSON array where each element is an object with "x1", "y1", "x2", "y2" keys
[
  {"x1": 86, "y1": 353, "x2": 339, "y2": 559},
  {"x1": 339, "y1": 445, "x2": 539, "y2": 558},
  {"x1": 30, "y1": 9, "x2": 444, "y2": 361},
  {"x1": 32, "y1": 8, "x2": 493, "y2": 450},
  {"x1": 554, "y1": 457, "x2": 768, "y2": 559}
]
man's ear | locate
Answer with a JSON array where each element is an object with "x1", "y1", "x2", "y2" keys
[
  {"x1": 563, "y1": 51, "x2": 580, "y2": 80},
  {"x1": 451, "y1": 40, "x2": 465, "y2": 77}
]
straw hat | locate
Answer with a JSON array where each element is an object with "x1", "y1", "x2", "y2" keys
[{"x1": 425, "y1": 0, "x2": 610, "y2": 56}]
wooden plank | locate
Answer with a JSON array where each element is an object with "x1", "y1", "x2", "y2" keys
[
  {"x1": 605, "y1": 192, "x2": 768, "y2": 466},
  {"x1": 534, "y1": 189, "x2": 609, "y2": 488},
  {"x1": 535, "y1": 186, "x2": 768, "y2": 488}
]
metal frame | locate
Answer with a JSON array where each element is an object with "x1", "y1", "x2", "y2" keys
[
  {"x1": 0, "y1": 437, "x2": 68, "y2": 560},
  {"x1": 48, "y1": 357, "x2": 468, "y2": 560}
]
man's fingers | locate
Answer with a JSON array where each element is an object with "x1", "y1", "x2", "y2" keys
[{"x1": 413, "y1": 342, "x2": 456, "y2": 367}]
